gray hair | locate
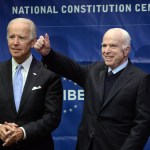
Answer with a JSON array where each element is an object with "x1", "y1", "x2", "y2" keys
[
  {"x1": 118, "y1": 28, "x2": 131, "y2": 49},
  {"x1": 105, "y1": 28, "x2": 131, "y2": 49},
  {"x1": 7, "y1": 18, "x2": 37, "y2": 40}
]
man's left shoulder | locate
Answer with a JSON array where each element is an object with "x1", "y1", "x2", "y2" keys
[{"x1": 129, "y1": 63, "x2": 148, "y2": 77}]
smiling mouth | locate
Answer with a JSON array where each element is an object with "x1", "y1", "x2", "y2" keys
[
  {"x1": 105, "y1": 56, "x2": 113, "y2": 60},
  {"x1": 12, "y1": 48, "x2": 21, "y2": 51}
]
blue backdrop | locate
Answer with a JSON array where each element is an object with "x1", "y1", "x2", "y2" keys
[{"x1": 1, "y1": 0, "x2": 150, "y2": 149}]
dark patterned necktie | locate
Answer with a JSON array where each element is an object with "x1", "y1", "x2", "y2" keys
[{"x1": 108, "y1": 71, "x2": 113, "y2": 76}]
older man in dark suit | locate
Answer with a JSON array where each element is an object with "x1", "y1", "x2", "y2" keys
[
  {"x1": 0, "y1": 18, "x2": 63, "y2": 150},
  {"x1": 34, "y1": 28, "x2": 150, "y2": 150}
]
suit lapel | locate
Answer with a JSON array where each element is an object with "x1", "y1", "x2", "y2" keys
[
  {"x1": 18, "y1": 58, "x2": 42, "y2": 113},
  {"x1": 99, "y1": 69, "x2": 107, "y2": 103},
  {"x1": 2, "y1": 60, "x2": 17, "y2": 113},
  {"x1": 97, "y1": 65, "x2": 107, "y2": 113},
  {"x1": 100, "y1": 62, "x2": 133, "y2": 111}
]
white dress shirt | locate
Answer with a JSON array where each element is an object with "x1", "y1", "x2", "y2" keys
[{"x1": 12, "y1": 54, "x2": 33, "y2": 139}]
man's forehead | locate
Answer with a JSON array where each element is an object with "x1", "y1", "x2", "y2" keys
[{"x1": 102, "y1": 40, "x2": 119, "y2": 45}]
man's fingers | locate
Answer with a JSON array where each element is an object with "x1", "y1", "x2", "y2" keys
[
  {"x1": 3, "y1": 136, "x2": 15, "y2": 147},
  {"x1": 0, "y1": 130, "x2": 12, "y2": 142},
  {"x1": 4, "y1": 122, "x2": 18, "y2": 128},
  {"x1": 39, "y1": 35, "x2": 45, "y2": 40},
  {"x1": 34, "y1": 38, "x2": 45, "y2": 50},
  {"x1": 3, "y1": 128, "x2": 23, "y2": 147},
  {"x1": 45, "y1": 33, "x2": 49, "y2": 40}
]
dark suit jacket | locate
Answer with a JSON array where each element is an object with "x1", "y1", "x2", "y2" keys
[
  {"x1": 0, "y1": 57, "x2": 63, "y2": 150},
  {"x1": 42, "y1": 50, "x2": 150, "y2": 150}
]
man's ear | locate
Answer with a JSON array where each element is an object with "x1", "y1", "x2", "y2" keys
[
  {"x1": 31, "y1": 38, "x2": 37, "y2": 48},
  {"x1": 124, "y1": 46, "x2": 131, "y2": 56}
]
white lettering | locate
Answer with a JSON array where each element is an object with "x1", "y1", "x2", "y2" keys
[
  {"x1": 68, "y1": 90, "x2": 76, "y2": 100},
  {"x1": 63, "y1": 90, "x2": 67, "y2": 101},
  {"x1": 12, "y1": 6, "x2": 59, "y2": 14},
  {"x1": 78, "y1": 90, "x2": 84, "y2": 100},
  {"x1": 12, "y1": 4, "x2": 132, "y2": 15},
  {"x1": 135, "y1": 4, "x2": 150, "y2": 12},
  {"x1": 61, "y1": 4, "x2": 131, "y2": 14},
  {"x1": 19, "y1": 7, "x2": 24, "y2": 14},
  {"x1": 135, "y1": 4, "x2": 141, "y2": 12},
  {"x1": 63, "y1": 90, "x2": 84, "y2": 101}
]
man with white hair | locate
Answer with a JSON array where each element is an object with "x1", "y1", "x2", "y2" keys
[
  {"x1": 34, "y1": 28, "x2": 150, "y2": 150},
  {"x1": 0, "y1": 18, "x2": 63, "y2": 150}
]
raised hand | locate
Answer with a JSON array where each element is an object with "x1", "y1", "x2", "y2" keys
[{"x1": 34, "y1": 33, "x2": 51, "y2": 56}]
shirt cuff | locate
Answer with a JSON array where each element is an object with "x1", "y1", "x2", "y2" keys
[{"x1": 19, "y1": 127, "x2": 26, "y2": 139}]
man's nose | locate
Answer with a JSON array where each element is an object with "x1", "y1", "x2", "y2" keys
[
  {"x1": 105, "y1": 46, "x2": 111, "y2": 53},
  {"x1": 13, "y1": 37, "x2": 19, "y2": 44}
]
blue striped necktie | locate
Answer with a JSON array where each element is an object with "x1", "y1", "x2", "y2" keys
[{"x1": 13, "y1": 64, "x2": 23, "y2": 112}]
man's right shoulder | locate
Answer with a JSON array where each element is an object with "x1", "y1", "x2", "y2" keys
[
  {"x1": 0, "y1": 60, "x2": 10, "y2": 68},
  {"x1": 88, "y1": 61, "x2": 105, "y2": 70}
]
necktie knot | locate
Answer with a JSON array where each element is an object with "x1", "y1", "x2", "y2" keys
[
  {"x1": 108, "y1": 71, "x2": 113, "y2": 76},
  {"x1": 16, "y1": 64, "x2": 23, "y2": 73}
]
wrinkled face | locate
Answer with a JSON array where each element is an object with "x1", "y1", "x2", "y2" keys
[
  {"x1": 7, "y1": 21, "x2": 36, "y2": 63},
  {"x1": 101, "y1": 30, "x2": 130, "y2": 70}
]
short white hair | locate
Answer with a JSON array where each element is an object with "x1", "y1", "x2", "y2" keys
[
  {"x1": 106, "y1": 28, "x2": 131, "y2": 49},
  {"x1": 7, "y1": 18, "x2": 37, "y2": 40}
]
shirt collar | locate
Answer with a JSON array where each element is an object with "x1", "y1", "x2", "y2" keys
[
  {"x1": 108, "y1": 59, "x2": 128, "y2": 74},
  {"x1": 12, "y1": 55, "x2": 33, "y2": 72}
]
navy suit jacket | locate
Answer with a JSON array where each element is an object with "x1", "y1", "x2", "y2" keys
[
  {"x1": 42, "y1": 50, "x2": 150, "y2": 150},
  {"x1": 0, "y1": 57, "x2": 63, "y2": 150}
]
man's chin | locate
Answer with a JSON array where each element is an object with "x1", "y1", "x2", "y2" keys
[
  {"x1": 12, "y1": 54, "x2": 22, "y2": 60},
  {"x1": 105, "y1": 61, "x2": 112, "y2": 66},
  {"x1": 13, "y1": 55, "x2": 20, "y2": 58}
]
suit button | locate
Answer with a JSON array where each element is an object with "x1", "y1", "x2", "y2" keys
[{"x1": 90, "y1": 131, "x2": 95, "y2": 138}]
